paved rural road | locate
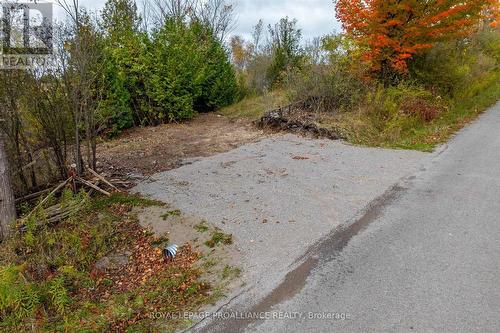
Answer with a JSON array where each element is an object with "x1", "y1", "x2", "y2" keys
[{"x1": 197, "y1": 103, "x2": 500, "y2": 333}]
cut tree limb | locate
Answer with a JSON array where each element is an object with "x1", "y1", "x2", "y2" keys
[
  {"x1": 24, "y1": 178, "x2": 71, "y2": 219},
  {"x1": 88, "y1": 168, "x2": 121, "y2": 192},
  {"x1": 76, "y1": 177, "x2": 111, "y2": 196}
]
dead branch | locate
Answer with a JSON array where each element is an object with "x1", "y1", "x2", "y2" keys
[
  {"x1": 24, "y1": 178, "x2": 71, "y2": 219},
  {"x1": 88, "y1": 168, "x2": 122, "y2": 192},
  {"x1": 76, "y1": 177, "x2": 111, "y2": 196}
]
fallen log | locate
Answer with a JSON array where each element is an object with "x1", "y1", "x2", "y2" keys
[{"x1": 15, "y1": 188, "x2": 51, "y2": 204}]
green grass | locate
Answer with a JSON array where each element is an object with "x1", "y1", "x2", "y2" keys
[
  {"x1": 392, "y1": 73, "x2": 499, "y2": 151},
  {"x1": 91, "y1": 192, "x2": 164, "y2": 210},
  {"x1": 221, "y1": 265, "x2": 242, "y2": 280},
  {"x1": 224, "y1": 72, "x2": 498, "y2": 152},
  {"x1": 219, "y1": 90, "x2": 288, "y2": 120},
  {"x1": 194, "y1": 220, "x2": 209, "y2": 233},
  {"x1": 219, "y1": 71, "x2": 498, "y2": 152},
  {"x1": 204, "y1": 229, "x2": 233, "y2": 248},
  {"x1": 202, "y1": 257, "x2": 217, "y2": 269},
  {"x1": 160, "y1": 209, "x2": 182, "y2": 220}
]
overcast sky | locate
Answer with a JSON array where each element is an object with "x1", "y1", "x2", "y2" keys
[
  {"x1": 70, "y1": 0, "x2": 342, "y2": 41},
  {"x1": 232, "y1": 0, "x2": 341, "y2": 40}
]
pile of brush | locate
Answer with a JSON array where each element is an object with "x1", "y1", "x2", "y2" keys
[
  {"x1": 255, "y1": 99, "x2": 341, "y2": 140},
  {"x1": 18, "y1": 167, "x2": 123, "y2": 225}
]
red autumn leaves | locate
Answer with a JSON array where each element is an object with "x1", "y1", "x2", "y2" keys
[{"x1": 335, "y1": 0, "x2": 498, "y2": 74}]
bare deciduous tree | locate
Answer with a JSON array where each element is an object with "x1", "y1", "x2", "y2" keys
[
  {"x1": 147, "y1": 0, "x2": 236, "y2": 42},
  {"x1": 57, "y1": 0, "x2": 85, "y2": 174},
  {"x1": 149, "y1": 0, "x2": 196, "y2": 25},
  {"x1": 139, "y1": 0, "x2": 153, "y2": 31},
  {"x1": 57, "y1": 0, "x2": 104, "y2": 173},
  {"x1": 197, "y1": 0, "x2": 236, "y2": 42},
  {"x1": 252, "y1": 19, "x2": 264, "y2": 54}
]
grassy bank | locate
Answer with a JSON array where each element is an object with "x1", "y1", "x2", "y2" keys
[
  {"x1": 222, "y1": 71, "x2": 499, "y2": 152},
  {"x1": 323, "y1": 70, "x2": 500, "y2": 152},
  {"x1": 219, "y1": 90, "x2": 287, "y2": 120}
]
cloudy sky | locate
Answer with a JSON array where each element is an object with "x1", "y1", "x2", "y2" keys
[
  {"x1": 232, "y1": 0, "x2": 341, "y2": 40},
  {"x1": 72, "y1": 0, "x2": 342, "y2": 41}
]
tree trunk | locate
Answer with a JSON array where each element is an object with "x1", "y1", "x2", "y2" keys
[
  {"x1": 0, "y1": 130, "x2": 16, "y2": 239},
  {"x1": 74, "y1": 110, "x2": 84, "y2": 175}
]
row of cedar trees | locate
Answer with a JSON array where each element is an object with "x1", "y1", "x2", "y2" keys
[{"x1": 335, "y1": 0, "x2": 499, "y2": 81}]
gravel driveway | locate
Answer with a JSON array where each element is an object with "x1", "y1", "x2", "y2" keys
[{"x1": 133, "y1": 134, "x2": 428, "y2": 315}]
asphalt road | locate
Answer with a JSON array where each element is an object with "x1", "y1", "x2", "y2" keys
[{"x1": 199, "y1": 103, "x2": 500, "y2": 333}]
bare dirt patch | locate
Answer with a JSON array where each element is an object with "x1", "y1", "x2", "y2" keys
[{"x1": 97, "y1": 113, "x2": 265, "y2": 178}]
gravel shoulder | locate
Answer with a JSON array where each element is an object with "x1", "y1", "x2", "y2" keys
[{"x1": 132, "y1": 133, "x2": 429, "y2": 329}]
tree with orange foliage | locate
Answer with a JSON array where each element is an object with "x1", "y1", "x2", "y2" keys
[
  {"x1": 230, "y1": 35, "x2": 250, "y2": 71},
  {"x1": 487, "y1": 1, "x2": 500, "y2": 27},
  {"x1": 335, "y1": 0, "x2": 497, "y2": 78}
]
